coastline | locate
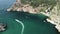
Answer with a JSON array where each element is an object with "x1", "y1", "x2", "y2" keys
[{"x1": 7, "y1": 0, "x2": 48, "y2": 14}]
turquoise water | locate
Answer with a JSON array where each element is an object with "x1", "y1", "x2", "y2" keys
[{"x1": 0, "y1": 0, "x2": 59, "y2": 34}]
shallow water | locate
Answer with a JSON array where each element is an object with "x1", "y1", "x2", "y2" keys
[{"x1": 0, "y1": 0, "x2": 59, "y2": 34}]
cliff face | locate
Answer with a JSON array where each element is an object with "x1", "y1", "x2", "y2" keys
[
  {"x1": 49, "y1": 0, "x2": 60, "y2": 32},
  {"x1": 50, "y1": 5, "x2": 60, "y2": 24},
  {"x1": 7, "y1": 0, "x2": 56, "y2": 14}
]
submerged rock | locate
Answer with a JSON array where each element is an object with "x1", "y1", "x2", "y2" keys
[{"x1": 0, "y1": 23, "x2": 7, "y2": 32}]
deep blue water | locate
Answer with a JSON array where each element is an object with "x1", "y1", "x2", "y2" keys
[
  {"x1": 0, "y1": 0, "x2": 16, "y2": 10},
  {"x1": 0, "y1": 0, "x2": 60, "y2": 34}
]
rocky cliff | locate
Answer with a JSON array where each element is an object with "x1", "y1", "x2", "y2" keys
[{"x1": 7, "y1": 0, "x2": 56, "y2": 14}]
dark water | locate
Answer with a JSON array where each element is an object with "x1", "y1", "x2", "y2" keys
[{"x1": 0, "y1": 0, "x2": 59, "y2": 34}]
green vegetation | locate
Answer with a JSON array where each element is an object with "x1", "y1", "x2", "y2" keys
[{"x1": 21, "y1": 0, "x2": 57, "y2": 7}]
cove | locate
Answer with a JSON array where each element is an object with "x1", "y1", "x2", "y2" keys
[{"x1": 0, "y1": 0, "x2": 60, "y2": 34}]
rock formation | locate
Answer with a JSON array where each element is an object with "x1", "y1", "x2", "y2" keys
[{"x1": 0, "y1": 23, "x2": 7, "y2": 32}]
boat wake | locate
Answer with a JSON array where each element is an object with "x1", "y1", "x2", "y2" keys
[{"x1": 15, "y1": 19, "x2": 24, "y2": 34}]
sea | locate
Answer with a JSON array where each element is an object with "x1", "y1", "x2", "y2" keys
[{"x1": 0, "y1": 0, "x2": 59, "y2": 34}]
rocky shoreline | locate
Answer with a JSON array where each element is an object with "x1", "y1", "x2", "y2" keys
[{"x1": 7, "y1": 0, "x2": 48, "y2": 14}]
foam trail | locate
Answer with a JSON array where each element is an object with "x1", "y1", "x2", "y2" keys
[{"x1": 15, "y1": 19, "x2": 24, "y2": 34}]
